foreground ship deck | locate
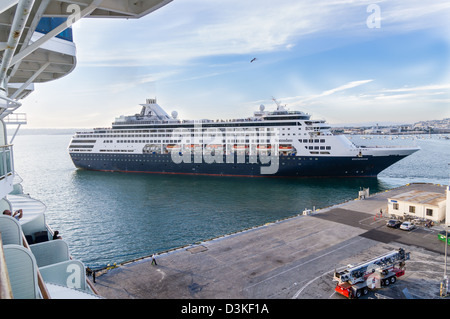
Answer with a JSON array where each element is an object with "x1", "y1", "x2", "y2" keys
[
  {"x1": 1, "y1": 190, "x2": 100, "y2": 299},
  {"x1": 69, "y1": 98, "x2": 419, "y2": 177}
]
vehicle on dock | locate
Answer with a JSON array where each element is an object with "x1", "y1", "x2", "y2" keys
[
  {"x1": 438, "y1": 231, "x2": 450, "y2": 245},
  {"x1": 333, "y1": 248, "x2": 410, "y2": 298},
  {"x1": 386, "y1": 219, "x2": 402, "y2": 229},
  {"x1": 400, "y1": 222, "x2": 416, "y2": 231}
]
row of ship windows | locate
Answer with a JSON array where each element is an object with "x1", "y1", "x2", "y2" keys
[
  {"x1": 99, "y1": 142, "x2": 333, "y2": 150},
  {"x1": 73, "y1": 136, "x2": 327, "y2": 145},
  {"x1": 75, "y1": 133, "x2": 292, "y2": 140},
  {"x1": 90, "y1": 122, "x2": 302, "y2": 131},
  {"x1": 77, "y1": 153, "x2": 319, "y2": 158},
  {"x1": 103, "y1": 139, "x2": 277, "y2": 144},
  {"x1": 71, "y1": 149, "x2": 133, "y2": 152},
  {"x1": 72, "y1": 149, "x2": 332, "y2": 156},
  {"x1": 306, "y1": 146, "x2": 331, "y2": 150},
  {"x1": 74, "y1": 154, "x2": 319, "y2": 165},
  {"x1": 76, "y1": 159, "x2": 309, "y2": 166},
  {"x1": 75, "y1": 128, "x2": 286, "y2": 139},
  {"x1": 299, "y1": 139, "x2": 326, "y2": 143},
  {"x1": 72, "y1": 149, "x2": 331, "y2": 156}
]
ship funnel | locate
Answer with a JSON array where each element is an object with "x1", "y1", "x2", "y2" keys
[{"x1": 146, "y1": 98, "x2": 157, "y2": 104}]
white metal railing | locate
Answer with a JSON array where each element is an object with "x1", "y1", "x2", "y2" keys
[
  {"x1": 0, "y1": 235, "x2": 13, "y2": 299},
  {"x1": 0, "y1": 93, "x2": 22, "y2": 120},
  {"x1": 3, "y1": 112, "x2": 27, "y2": 143},
  {"x1": 3, "y1": 113, "x2": 27, "y2": 125},
  {"x1": 0, "y1": 144, "x2": 13, "y2": 181}
]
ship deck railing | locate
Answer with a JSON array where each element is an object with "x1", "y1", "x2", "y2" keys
[
  {"x1": 357, "y1": 145, "x2": 414, "y2": 149},
  {"x1": 112, "y1": 117, "x2": 267, "y2": 126}
]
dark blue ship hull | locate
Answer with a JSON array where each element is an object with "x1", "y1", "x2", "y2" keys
[{"x1": 69, "y1": 152, "x2": 407, "y2": 177}]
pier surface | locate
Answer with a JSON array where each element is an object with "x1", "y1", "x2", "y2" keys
[{"x1": 93, "y1": 183, "x2": 449, "y2": 299}]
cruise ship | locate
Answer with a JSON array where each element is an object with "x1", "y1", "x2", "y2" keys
[
  {"x1": 69, "y1": 98, "x2": 419, "y2": 177},
  {"x1": 0, "y1": 0, "x2": 172, "y2": 299}
]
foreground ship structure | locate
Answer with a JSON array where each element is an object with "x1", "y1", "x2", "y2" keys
[
  {"x1": 69, "y1": 98, "x2": 419, "y2": 177},
  {"x1": 0, "y1": 0, "x2": 171, "y2": 299}
]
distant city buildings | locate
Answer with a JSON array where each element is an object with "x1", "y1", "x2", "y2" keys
[{"x1": 332, "y1": 118, "x2": 450, "y2": 135}]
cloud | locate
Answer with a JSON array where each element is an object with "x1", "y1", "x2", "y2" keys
[
  {"x1": 274, "y1": 79, "x2": 375, "y2": 106},
  {"x1": 381, "y1": 0, "x2": 450, "y2": 31},
  {"x1": 320, "y1": 80, "x2": 374, "y2": 97},
  {"x1": 250, "y1": 80, "x2": 450, "y2": 124},
  {"x1": 75, "y1": 0, "x2": 450, "y2": 73},
  {"x1": 380, "y1": 83, "x2": 450, "y2": 93},
  {"x1": 75, "y1": 0, "x2": 371, "y2": 67},
  {"x1": 281, "y1": 81, "x2": 450, "y2": 106}
]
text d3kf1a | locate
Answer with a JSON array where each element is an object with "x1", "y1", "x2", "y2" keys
[{"x1": 181, "y1": 303, "x2": 269, "y2": 316}]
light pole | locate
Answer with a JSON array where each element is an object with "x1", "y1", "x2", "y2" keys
[
  {"x1": 442, "y1": 226, "x2": 448, "y2": 297},
  {"x1": 443, "y1": 225, "x2": 448, "y2": 297},
  {"x1": 442, "y1": 168, "x2": 450, "y2": 297}
]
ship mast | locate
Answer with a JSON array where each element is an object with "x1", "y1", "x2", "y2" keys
[{"x1": 272, "y1": 97, "x2": 286, "y2": 111}]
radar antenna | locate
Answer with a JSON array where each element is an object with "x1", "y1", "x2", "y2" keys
[{"x1": 272, "y1": 97, "x2": 286, "y2": 111}]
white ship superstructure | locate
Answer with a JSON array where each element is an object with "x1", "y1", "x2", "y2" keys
[{"x1": 0, "y1": 0, "x2": 171, "y2": 299}]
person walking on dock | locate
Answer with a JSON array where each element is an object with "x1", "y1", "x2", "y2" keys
[{"x1": 151, "y1": 254, "x2": 157, "y2": 266}]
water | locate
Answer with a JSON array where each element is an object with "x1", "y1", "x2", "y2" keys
[{"x1": 11, "y1": 131, "x2": 450, "y2": 268}]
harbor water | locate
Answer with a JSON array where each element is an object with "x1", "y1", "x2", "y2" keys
[{"x1": 11, "y1": 131, "x2": 450, "y2": 269}]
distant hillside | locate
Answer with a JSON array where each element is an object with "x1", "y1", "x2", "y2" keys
[{"x1": 413, "y1": 118, "x2": 450, "y2": 129}]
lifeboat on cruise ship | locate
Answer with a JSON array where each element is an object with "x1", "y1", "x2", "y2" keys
[
  {"x1": 186, "y1": 144, "x2": 203, "y2": 152},
  {"x1": 232, "y1": 144, "x2": 248, "y2": 151},
  {"x1": 279, "y1": 145, "x2": 293, "y2": 151},
  {"x1": 205, "y1": 144, "x2": 223, "y2": 149}
]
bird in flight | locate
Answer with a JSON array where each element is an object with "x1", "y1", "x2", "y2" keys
[{"x1": 250, "y1": 58, "x2": 257, "y2": 63}]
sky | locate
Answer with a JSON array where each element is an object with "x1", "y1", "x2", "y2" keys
[{"x1": 18, "y1": 0, "x2": 450, "y2": 128}]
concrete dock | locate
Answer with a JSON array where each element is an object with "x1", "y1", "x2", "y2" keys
[{"x1": 93, "y1": 183, "x2": 449, "y2": 299}]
